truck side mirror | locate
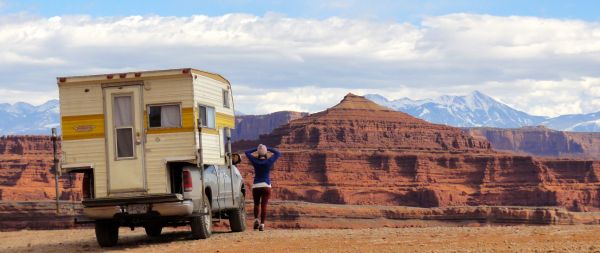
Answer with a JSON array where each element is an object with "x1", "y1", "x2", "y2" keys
[{"x1": 231, "y1": 153, "x2": 242, "y2": 165}]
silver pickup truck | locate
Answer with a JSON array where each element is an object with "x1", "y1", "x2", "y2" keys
[{"x1": 82, "y1": 158, "x2": 246, "y2": 247}]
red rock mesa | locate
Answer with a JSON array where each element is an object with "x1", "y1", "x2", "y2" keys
[{"x1": 235, "y1": 94, "x2": 600, "y2": 211}]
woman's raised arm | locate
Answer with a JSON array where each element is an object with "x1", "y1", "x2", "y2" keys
[{"x1": 267, "y1": 147, "x2": 281, "y2": 162}]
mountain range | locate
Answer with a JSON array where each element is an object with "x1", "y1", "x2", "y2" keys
[
  {"x1": 365, "y1": 91, "x2": 600, "y2": 132},
  {"x1": 0, "y1": 100, "x2": 60, "y2": 135},
  {"x1": 0, "y1": 90, "x2": 599, "y2": 135}
]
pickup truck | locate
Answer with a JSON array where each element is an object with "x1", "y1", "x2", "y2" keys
[
  {"x1": 57, "y1": 68, "x2": 247, "y2": 247},
  {"x1": 85, "y1": 160, "x2": 246, "y2": 247}
]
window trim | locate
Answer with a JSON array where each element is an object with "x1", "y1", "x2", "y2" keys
[
  {"x1": 198, "y1": 104, "x2": 216, "y2": 129},
  {"x1": 112, "y1": 93, "x2": 137, "y2": 160},
  {"x1": 222, "y1": 89, "x2": 230, "y2": 108},
  {"x1": 146, "y1": 102, "x2": 183, "y2": 129}
]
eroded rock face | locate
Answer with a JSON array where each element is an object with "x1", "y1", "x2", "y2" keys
[
  {"x1": 0, "y1": 136, "x2": 81, "y2": 201},
  {"x1": 467, "y1": 127, "x2": 600, "y2": 159},
  {"x1": 236, "y1": 94, "x2": 600, "y2": 211}
]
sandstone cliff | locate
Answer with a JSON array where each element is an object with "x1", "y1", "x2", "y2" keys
[
  {"x1": 232, "y1": 111, "x2": 308, "y2": 141},
  {"x1": 468, "y1": 127, "x2": 600, "y2": 159},
  {"x1": 0, "y1": 136, "x2": 81, "y2": 201},
  {"x1": 235, "y1": 94, "x2": 600, "y2": 211}
]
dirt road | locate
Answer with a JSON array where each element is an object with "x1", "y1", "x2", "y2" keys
[{"x1": 1, "y1": 225, "x2": 600, "y2": 253}]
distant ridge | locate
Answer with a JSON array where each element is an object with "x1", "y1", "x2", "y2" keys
[
  {"x1": 0, "y1": 100, "x2": 59, "y2": 135},
  {"x1": 365, "y1": 91, "x2": 600, "y2": 132},
  {"x1": 1, "y1": 91, "x2": 600, "y2": 135}
]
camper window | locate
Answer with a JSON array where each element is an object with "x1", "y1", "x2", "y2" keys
[
  {"x1": 148, "y1": 104, "x2": 182, "y2": 128},
  {"x1": 199, "y1": 105, "x2": 216, "y2": 128},
  {"x1": 222, "y1": 89, "x2": 230, "y2": 108},
  {"x1": 113, "y1": 95, "x2": 135, "y2": 159}
]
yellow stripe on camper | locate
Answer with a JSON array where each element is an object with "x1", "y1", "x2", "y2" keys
[
  {"x1": 146, "y1": 107, "x2": 196, "y2": 134},
  {"x1": 200, "y1": 128, "x2": 219, "y2": 135},
  {"x1": 61, "y1": 114, "x2": 105, "y2": 140},
  {"x1": 216, "y1": 112, "x2": 235, "y2": 129},
  {"x1": 196, "y1": 113, "x2": 234, "y2": 135}
]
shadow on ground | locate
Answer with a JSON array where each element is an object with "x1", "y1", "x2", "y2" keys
[{"x1": 7, "y1": 230, "x2": 234, "y2": 252}]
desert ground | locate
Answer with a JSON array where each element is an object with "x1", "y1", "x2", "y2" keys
[{"x1": 1, "y1": 225, "x2": 600, "y2": 253}]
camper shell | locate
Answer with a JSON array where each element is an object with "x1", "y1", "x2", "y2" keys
[{"x1": 57, "y1": 68, "x2": 246, "y2": 247}]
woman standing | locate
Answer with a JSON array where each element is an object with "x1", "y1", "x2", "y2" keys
[{"x1": 244, "y1": 144, "x2": 281, "y2": 231}]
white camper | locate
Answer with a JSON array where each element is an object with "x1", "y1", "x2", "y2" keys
[{"x1": 58, "y1": 68, "x2": 246, "y2": 247}]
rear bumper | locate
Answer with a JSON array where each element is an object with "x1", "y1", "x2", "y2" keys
[
  {"x1": 82, "y1": 194, "x2": 194, "y2": 220},
  {"x1": 82, "y1": 193, "x2": 184, "y2": 207}
]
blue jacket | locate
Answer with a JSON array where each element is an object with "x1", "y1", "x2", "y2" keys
[{"x1": 245, "y1": 147, "x2": 281, "y2": 185}]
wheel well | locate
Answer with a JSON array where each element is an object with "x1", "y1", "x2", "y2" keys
[{"x1": 204, "y1": 187, "x2": 213, "y2": 206}]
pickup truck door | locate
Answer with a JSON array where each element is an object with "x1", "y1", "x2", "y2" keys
[{"x1": 217, "y1": 165, "x2": 233, "y2": 208}]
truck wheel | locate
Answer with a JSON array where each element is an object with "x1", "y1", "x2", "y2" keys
[
  {"x1": 190, "y1": 194, "x2": 212, "y2": 239},
  {"x1": 95, "y1": 220, "x2": 119, "y2": 247},
  {"x1": 144, "y1": 224, "x2": 163, "y2": 237},
  {"x1": 228, "y1": 192, "x2": 246, "y2": 232}
]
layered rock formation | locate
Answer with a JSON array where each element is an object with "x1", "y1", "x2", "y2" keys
[
  {"x1": 0, "y1": 136, "x2": 81, "y2": 201},
  {"x1": 265, "y1": 201, "x2": 600, "y2": 229},
  {"x1": 235, "y1": 94, "x2": 600, "y2": 211},
  {"x1": 468, "y1": 126, "x2": 600, "y2": 159},
  {"x1": 4, "y1": 200, "x2": 599, "y2": 231},
  {"x1": 232, "y1": 111, "x2": 308, "y2": 141}
]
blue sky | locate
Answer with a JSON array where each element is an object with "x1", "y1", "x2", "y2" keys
[
  {"x1": 0, "y1": 0, "x2": 600, "y2": 116},
  {"x1": 2, "y1": 0, "x2": 599, "y2": 22}
]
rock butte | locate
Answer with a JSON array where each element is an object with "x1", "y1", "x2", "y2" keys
[{"x1": 234, "y1": 93, "x2": 600, "y2": 211}]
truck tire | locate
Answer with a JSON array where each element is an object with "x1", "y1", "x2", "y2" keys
[
  {"x1": 228, "y1": 192, "x2": 246, "y2": 232},
  {"x1": 190, "y1": 194, "x2": 212, "y2": 239},
  {"x1": 95, "y1": 220, "x2": 119, "y2": 247},
  {"x1": 144, "y1": 224, "x2": 162, "y2": 237}
]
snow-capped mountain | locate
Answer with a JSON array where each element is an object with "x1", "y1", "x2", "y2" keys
[
  {"x1": 366, "y1": 91, "x2": 600, "y2": 132},
  {"x1": 0, "y1": 100, "x2": 60, "y2": 135},
  {"x1": 366, "y1": 91, "x2": 547, "y2": 128},
  {"x1": 541, "y1": 112, "x2": 600, "y2": 132}
]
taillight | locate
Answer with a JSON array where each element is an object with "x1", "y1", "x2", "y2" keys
[{"x1": 183, "y1": 171, "x2": 193, "y2": 192}]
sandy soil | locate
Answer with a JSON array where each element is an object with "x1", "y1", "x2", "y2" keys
[{"x1": 1, "y1": 225, "x2": 600, "y2": 253}]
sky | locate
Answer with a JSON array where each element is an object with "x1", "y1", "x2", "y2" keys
[{"x1": 1, "y1": 0, "x2": 600, "y2": 116}]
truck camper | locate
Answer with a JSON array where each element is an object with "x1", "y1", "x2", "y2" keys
[{"x1": 57, "y1": 68, "x2": 246, "y2": 247}]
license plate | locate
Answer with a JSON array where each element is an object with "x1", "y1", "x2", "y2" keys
[{"x1": 127, "y1": 204, "x2": 148, "y2": 214}]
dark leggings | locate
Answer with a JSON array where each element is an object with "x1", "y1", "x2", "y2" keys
[{"x1": 252, "y1": 187, "x2": 271, "y2": 224}]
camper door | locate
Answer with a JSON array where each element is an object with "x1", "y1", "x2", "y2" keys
[{"x1": 103, "y1": 84, "x2": 146, "y2": 194}]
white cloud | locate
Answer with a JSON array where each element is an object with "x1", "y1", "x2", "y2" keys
[
  {"x1": 233, "y1": 77, "x2": 600, "y2": 117},
  {"x1": 0, "y1": 13, "x2": 600, "y2": 115},
  {"x1": 234, "y1": 85, "x2": 395, "y2": 114},
  {"x1": 0, "y1": 88, "x2": 57, "y2": 105}
]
